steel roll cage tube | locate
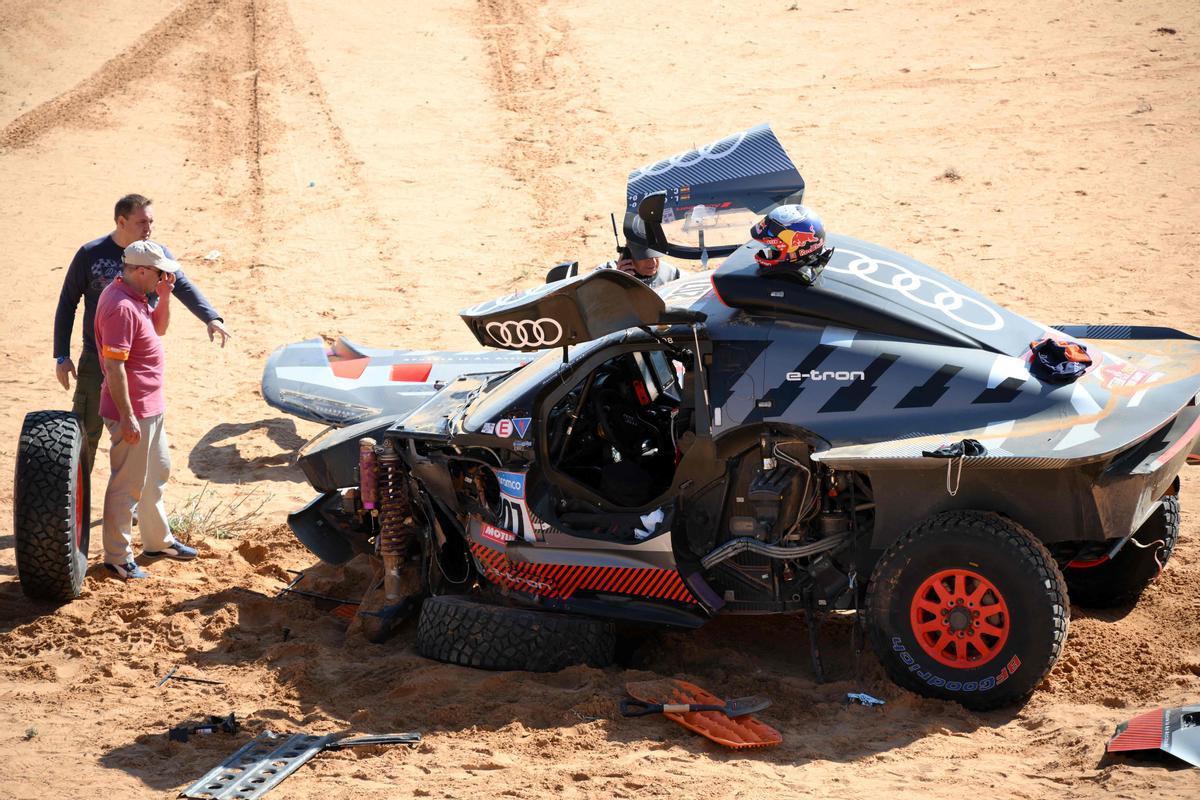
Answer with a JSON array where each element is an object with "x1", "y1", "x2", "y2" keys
[{"x1": 534, "y1": 335, "x2": 713, "y2": 512}]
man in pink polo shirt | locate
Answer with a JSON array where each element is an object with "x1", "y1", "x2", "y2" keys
[{"x1": 95, "y1": 239, "x2": 197, "y2": 579}]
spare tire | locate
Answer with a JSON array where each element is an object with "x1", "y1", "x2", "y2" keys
[
  {"x1": 14, "y1": 411, "x2": 90, "y2": 601},
  {"x1": 417, "y1": 595, "x2": 615, "y2": 671},
  {"x1": 1064, "y1": 495, "x2": 1180, "y2": 609}
]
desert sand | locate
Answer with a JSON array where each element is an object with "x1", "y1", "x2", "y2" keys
[{"x1": 1, "y1": 0, "x2": 1198, "y2": 797}]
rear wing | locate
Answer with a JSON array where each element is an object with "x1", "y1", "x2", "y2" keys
[{"x1": 624, "y1": 123, "x2": 805, "y2": 261}]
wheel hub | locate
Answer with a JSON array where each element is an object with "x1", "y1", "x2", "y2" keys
[
  {"x1": 947, "y1": 605, "x2": 972, "y2": 632},
  {"x1": 910, "y1": 568, "x2": 1011, "y2": 669}
]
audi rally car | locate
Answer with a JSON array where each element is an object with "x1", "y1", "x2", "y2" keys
[{"x1": 257, "y1": 125, "x2": 1200, "y2": 709}]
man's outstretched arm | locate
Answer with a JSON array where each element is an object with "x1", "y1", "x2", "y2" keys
[{"x1": 169, "y1": 265, "x2": 231, "y2": 346}]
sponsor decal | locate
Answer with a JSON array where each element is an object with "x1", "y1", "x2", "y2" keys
[
  {"x1": 657, "y1": 276, "x2": 713, "y2": 306},
  {"x1": 513, "y1": 439, "x2": 533, "y2": 450},
  {"x1": 1097, "y1": 362, "x2": 1155, "y2": 390},
  {"x1": 480, "y1": 422, "x2": 496, "y2": 434},
  {"x1": 891, "y1": 637, "x2": 1021, "y2": 692},
  {"x1": 496, "y1": 471, "x2": 525, "y2": 497},
  {"x1": 484, "y1": 563, "x2": 552, "y2": 593},
  {"x1": 480, "y1": 522, "x2": 516, "y2": 544},
  {"x1": 628, "y1": 129, "x2": 750, "y2": 182},
  {"x1": 785, "y1": 370, "x2": 866, "y2": 382},
  {"x1": 495, "y1": 470, "x2": 537, "y2": 542},
  {"x1": 485, "y1": 318, "x2": 564, "y2": 348},
  {"x1": 529, "y1": 511, "x2": 553, "y2": 535},
  {"x1": 826, "y1": 250, "x2": 1006, "y2": 332},
  {"x1": 785, "y1": 229, "x2": 817, "y2": 247},
  {"x1": 491, "y1": 417, "x2": 531, "y2": 439}
]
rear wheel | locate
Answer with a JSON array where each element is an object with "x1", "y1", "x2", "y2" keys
[
  {"x1": 1064, "y1": 495, "x2": 1180, "y2": 608},
  {"x1": 866, "y1": 511, "x2": 1068, "y2": 710},
  {"x1": 14, "y1": 411, "x2": 90, "y2": 601},
  {"x1": 417, "y1": 595, "x2": 615, "y2": 671}
]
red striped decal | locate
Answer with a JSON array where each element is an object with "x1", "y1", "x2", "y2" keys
[
  {"x1": 1107, "y1": 709, "x2": 1166, "y2": 753},
  {"x1": 644, "y1": 570, "x2": 672, "y2": 597},
  {"x1": 602, "y1": 569, "x2": 625, "y2": 592},
  {"x1": 629, "y1": 569, "x2": 658, "y2": 596},
  {"x1": 469, "y1": 543, "x2": 693, "y2": 603}
]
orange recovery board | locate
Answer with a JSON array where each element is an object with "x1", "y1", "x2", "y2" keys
[{"x1": 625, "y1": 679, "x2": 782, "y2": 749}]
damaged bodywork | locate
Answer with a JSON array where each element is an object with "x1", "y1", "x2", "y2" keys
[{"x1": 263, "y1": 124, "x2": 1200, "y2": 709}]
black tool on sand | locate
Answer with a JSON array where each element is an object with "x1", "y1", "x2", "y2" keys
[
  {"x1": 619, "y1": 695, "x2": 772, "y2": 718},
  {"x1": 156, "y1": 666, "x2": 225, "y2": 687},
  {"x1": 169, "y1": 713, "x2": 240, "y2": 743}
]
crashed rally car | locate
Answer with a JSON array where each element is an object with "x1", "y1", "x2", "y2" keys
[{"x1": 250, "y1": 125, "x2": 1198, "y2": 710}]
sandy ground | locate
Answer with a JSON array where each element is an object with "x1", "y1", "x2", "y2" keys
[{"x1": 1, "y1": 0, "x2": 1199, "y2": 797}]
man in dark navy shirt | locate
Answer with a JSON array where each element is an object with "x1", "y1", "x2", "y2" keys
[{"x1": 53, "y1": 194, "x2": 232, "y2": 469}]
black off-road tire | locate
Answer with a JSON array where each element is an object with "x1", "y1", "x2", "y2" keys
[
  {"x1": 1064, "y1": 495, "x2": 1180, "y2": 609},
  {"x1": 865, "y1": 511, "x2": 1068, "y2": 711},
  {"x1": 14, "y1": 411, "x2": 90, "y2": 601},
  {"x1": 417, "y1": 595, "x2": 615, "y2": 671}
]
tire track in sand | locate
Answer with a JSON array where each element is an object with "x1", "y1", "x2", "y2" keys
[
  {"x1": 0, "y1": 0, "x2": 224, "y2": 150},
  {"x1": 474, "y1": 0, "x2": 615, "y2": 253}
]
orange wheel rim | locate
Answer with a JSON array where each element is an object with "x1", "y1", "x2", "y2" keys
[{"x1": 909, "y1": 568, "x2": 1009, "y2": 669}]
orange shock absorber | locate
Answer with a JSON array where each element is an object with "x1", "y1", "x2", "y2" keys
[
  {"x1": 358, "y1": 438, "x2": 378, "y2": 511},
  {"x1": 376, "y1": 439, "x2": 411, "y2": 601}
]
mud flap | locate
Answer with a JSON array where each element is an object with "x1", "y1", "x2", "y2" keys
[{"x1": 287, "y1": 493, "x2": 356, "y2": 566}]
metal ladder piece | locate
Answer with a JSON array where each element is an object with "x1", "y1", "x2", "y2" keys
[{"x1": 180, "y1": 732, "x2": 338, "y2": 800}]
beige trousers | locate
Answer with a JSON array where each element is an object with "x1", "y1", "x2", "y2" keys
[{"x1": 102, "y1": 413, "x2": 175, "y2": 564}]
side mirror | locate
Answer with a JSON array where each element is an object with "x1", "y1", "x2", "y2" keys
[
  {"x1": 623, "y1": 192, "x2": 671, "y2": 256},
  {"x1": 545, "y1": 261, "x2": 579, "y2": 284}
]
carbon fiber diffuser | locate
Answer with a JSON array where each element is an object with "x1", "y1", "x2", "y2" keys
[{"x1": 1107, "y1": 704, "x2": 1200, "y2": 768}]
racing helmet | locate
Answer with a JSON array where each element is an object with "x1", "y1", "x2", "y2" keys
[{"x1": 750, "y1": 204, "x2": 834, "y2": 285}]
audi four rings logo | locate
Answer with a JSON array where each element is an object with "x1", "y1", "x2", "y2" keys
[
  {"x1": 485, "y1": 318, "x2": 564, "y2": 348},
  {"x1": 826, "y1": 249, "x2": 1006, "y2": 332},
  {"x1": 629, "y1": 131, "x2": 748, "y2": 180}
]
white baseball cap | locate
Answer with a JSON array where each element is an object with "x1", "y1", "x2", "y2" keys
[{"x1": 123, "y1": 240, "x2": 180, "y2": 273}]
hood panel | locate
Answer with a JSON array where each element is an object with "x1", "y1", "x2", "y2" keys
[{"x1": 261, "y1": 337, "x2": 528, "y2": 427}]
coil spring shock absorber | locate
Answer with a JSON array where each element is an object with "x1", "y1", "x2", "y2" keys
[
  {"x1": 376, "y1": 439, "x2": 411, "y2": 601},
  {"x1": 358, "y1": 438, "x2": 378, "y2": 511}
]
